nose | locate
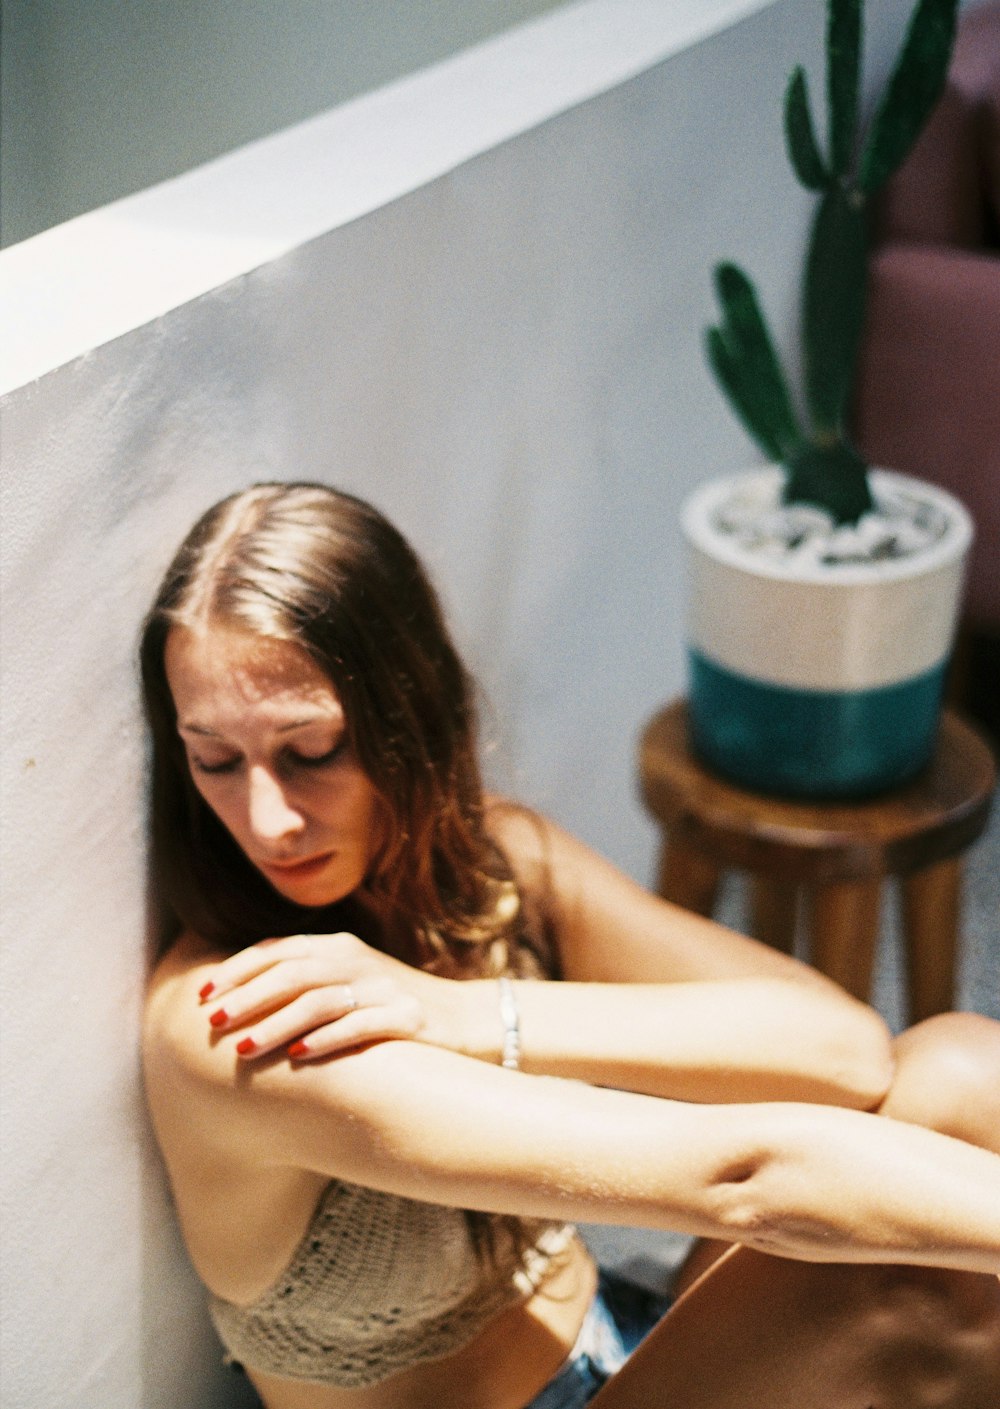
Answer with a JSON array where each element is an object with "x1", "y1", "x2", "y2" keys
[{"x1": 246, "y1": 765, "x2": 305, "y2": 844}]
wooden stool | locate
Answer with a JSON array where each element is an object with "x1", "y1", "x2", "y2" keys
[{"x1": 639, "y1": 700, "x2": 996, "y2": 1023}]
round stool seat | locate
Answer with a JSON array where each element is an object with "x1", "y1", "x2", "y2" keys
[{"x1": 639, "y1": 700, "x2": 996, "y2": 1021}]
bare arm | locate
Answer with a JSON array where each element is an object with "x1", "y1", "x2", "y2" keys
[
  {"x1": 448, "y1": 806, "x2": 894, "y2": 1106},
  {"x1": 201, "y1": 809, "x2": 893, "y2": 1108},
  {"x1": 149, "y1": 995, "x2": 1000, "y2": 1278},
  {"x1": 483, "y1": 977, "x2": 892, "y2": 1106}
]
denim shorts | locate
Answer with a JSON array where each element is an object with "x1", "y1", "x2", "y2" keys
[{"x1": 523, "y1": 1269, "x2": 671, "y2": 1409}]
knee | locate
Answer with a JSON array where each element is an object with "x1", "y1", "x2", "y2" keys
[
  {"x1": 856, "y1": 1265, "x2": 1000, "y2": 1406},
  {"x1": 880, "y1": 1012, "x2": 1000, "y2": 1150}
]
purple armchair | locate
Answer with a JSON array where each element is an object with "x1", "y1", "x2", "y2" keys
[
  {"x1": 856, "y1": 2, "x2": 1000, "y2": 738},
  {"x1": 853, "y1": 1, "x2": 1000, "y2": 655}
]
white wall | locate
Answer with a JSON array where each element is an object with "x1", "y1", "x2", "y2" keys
[
  {"x1": 0, "y1": 0, "x2": 567, "y2": 246},
  {"x1": 0, "y1": 1, "x2": 923, "y2": 1404}
]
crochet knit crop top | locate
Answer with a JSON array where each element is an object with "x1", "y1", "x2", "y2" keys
[{"x1": 208, "y1": 1177, "x2": 574, "y2": 1387}]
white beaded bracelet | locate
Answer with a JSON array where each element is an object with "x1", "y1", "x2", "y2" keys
[{"x1": 498, "y1": 976, "x2": 521, "y2": 1070}]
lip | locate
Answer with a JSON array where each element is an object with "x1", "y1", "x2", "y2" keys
[{"x1": 259, "y1": 851, "x2": 335, "y2": 880}]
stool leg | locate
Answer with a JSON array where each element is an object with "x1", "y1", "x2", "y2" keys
[
  {"x1": 749, "y1": 877, "x2": 798, "y2": 954},
  {"x1": 808, "y1": 881, "x2": 882, "y2": 1000},
  {"x1": 658, "y1": 838, "x2": 721, "y2": 917},
  {"x1": 900, "y1": 859, "x2": 961, "y2": 1024}
]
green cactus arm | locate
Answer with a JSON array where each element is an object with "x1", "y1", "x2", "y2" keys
[
  {"x1": 784, "y1": 67, "x2": 830, "y2": 190},
  {"x1": 857, "y1": 0, "x2": 959, "y2": 193},
  {"x1": 784, "y1": 439, "x2": 874, "y2": 525},
  {"x1": 705, "y1": 327, "x2": 786, "y2": 461},
  {"x1": 706, "y1": 263, "x2": 804, "y2": 460},
  {"x1": 803, "y1": 188, "x2": 868, "y2": 435},
  {"x1": 827, "y1": 0, "x2": 862, "y2": 176}
]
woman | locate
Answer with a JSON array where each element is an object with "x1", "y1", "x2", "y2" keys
[{"x1": 142, "y1": 482, "x2": 1000, "y2": 1409}]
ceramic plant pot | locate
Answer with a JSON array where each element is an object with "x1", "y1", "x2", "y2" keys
[{"x1": 681, "y1": 468, "x2": 973, "y2": 799}]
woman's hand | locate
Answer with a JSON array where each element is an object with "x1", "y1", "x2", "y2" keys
[{"x1": 199, "y1": 932, "x2": 458, "y2": 1061}]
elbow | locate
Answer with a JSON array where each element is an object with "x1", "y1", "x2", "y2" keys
[
  {"x1": 754, "y1": 978, "x2": 896, "y2": 1110},
  {"x1": 794, "y1": 988, "x2": 895, "y2": 1110},
  {"x1": 708, "y1": 1159, "x2": 782, "y2": 1251},
  {"x1": 709, "y1": 1152, "x2": 840, "y2": 1260},
  {"x1": 824, "y1": 1003, "x2": 896, "y2": 1111},
  {"x1": 721, "y1": 1201, "x2": 840, "y2": 1260}
]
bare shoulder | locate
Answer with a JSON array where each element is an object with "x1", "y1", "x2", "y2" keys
[
  {"x1": 143, "y1": 932, "x2": 229, "y2": 1088},
  {"x1": 484, "y1": 797, "x2": 837, "y2": 986},
  {"x1": 143, "y1": 935, "x2": 339, "y2": 1302},
  {"x1": 484, "y1": 796, "x2": 551, "y2": 875},
  {"x1": 142, "y1": 933, "x2": 430, "y2": 1169},
  {"x1": 485, "y1": 796, "x2": 603, "y2": 882},
  {"x1": 484, "y1": 796, "x2": 649, "y2": 916},
  {"x1": 142, "y1": 932, "x2": 380, "y2": 1240},
  {"x1": 141, "y1": 932, "x2": 289, "y2": 1159}
]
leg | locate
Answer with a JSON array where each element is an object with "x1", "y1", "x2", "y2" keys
[
  {"x1": 900, "y1": 859, "x2": 961, "y2": 1024},
  {"x1": 808, "y1": 878, "x2": 881, "y2": 1000},
  {"x1": 657, "y1": 838, "x2": 720, "y2": 917},
  {"x1": 652, "y1": 1012, "x2": 1000, "y2": 1404},
  {"x1": 588, "y1": 1248, "x2": 1000, "y2": 1409},
  {"x1": 877, "y1": 1010, "x2": 1000, "y2": 1153},
  {"x1": 678, "y1": 1011, "x2": 1000, "y2": 1286}
]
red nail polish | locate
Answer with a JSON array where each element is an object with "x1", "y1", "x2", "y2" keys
[
  {"x1": 236, "y1": 1037, "x2": 257, "y2": 1056},
  {"x1": 209, "y1": 1008, "x2": 229, "y2": 1028},
  {"x1": 288, "y1": 1041, "x2": 309, "y2": 1058},
  {"x1": 199, "y1": 981, "x2": 215, "y2": 1001}
]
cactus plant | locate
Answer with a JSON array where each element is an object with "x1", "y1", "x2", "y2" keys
[{"x1": 706, "y1": 0, "x2": 959, "y2": 525}]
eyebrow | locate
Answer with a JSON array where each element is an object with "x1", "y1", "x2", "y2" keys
[{"x1": 178, "y1": 717, "x2": 341, "y2": 737}]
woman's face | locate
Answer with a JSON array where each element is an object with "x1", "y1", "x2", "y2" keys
[{"x1": 164, "y1": 622, "x2": 384, "y2": 908}]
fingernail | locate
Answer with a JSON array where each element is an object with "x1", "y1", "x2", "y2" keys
[
  {"x1": 288, "y1": 1041, "x2": 309, "y2": 1058},
  {"x1": 209, "y1": 1008, "x2": 229, "y2": 1028},
  {"x1": 236, "y1": 1037, "x2": 257, "y2": 1056},
  {"x1": 199, "y1": 981, "x2": 215, "y2": 1001}
]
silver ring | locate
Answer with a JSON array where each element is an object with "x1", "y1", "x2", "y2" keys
[{"x1": 342, "y1": 986, "x2": 358, "y2": 1013}]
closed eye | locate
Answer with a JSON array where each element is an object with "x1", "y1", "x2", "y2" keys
[
  {"x1": 287, "y1": 740, "x2": 346, "y2": 769},
  {"x1": 191, "y1": 755, "x2": 240, "y2": 776},
  {"x1": 187, "y1": 739, "x2": 347, "y2": 777}
]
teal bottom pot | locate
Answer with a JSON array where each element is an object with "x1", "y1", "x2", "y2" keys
[{"x1": 681, "y1": 470, "x2": 973, "y2": 799}]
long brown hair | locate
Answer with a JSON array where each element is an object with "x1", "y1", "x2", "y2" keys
[
  {"x1": 142, "y1": 483, "x2": 560, "y2": 1263},
  {"x1": 141, "y1": 482, "x2": 552, "y2": 977}
]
